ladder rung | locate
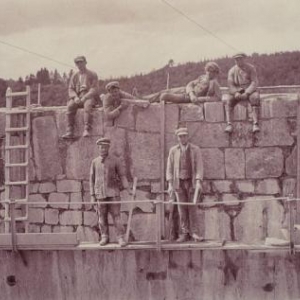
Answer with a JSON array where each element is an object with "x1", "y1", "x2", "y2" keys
[
  {"x1": 7, "y1": 91, "x2": 29, "y2": 97},
  {"x1": 5, "y1": 216, "x2": 28, "y2": 222},
  {"x1": 5, "y1": 144, "x2": 29, "y2": 150},
  {"x1": 5, "y1": 181, "x2": 28, "y2": 186},
  {"x1": 2, "y1": 198, "x2": 28, "y2": 203},
  {"x1": 5, "y1": 109, "x2": 30, "y2": 115},
  {"x1": 5, "y1": 127, "x2": 29, "y2": 132},
  {"x1": 5, "y1": 162, "x2": 29, "y2": 167}
]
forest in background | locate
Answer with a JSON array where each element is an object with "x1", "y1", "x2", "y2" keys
[{"x1": 0, "y1": 51, "x2": 299, "y2": 107}]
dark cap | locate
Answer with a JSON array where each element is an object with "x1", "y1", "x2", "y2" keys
[
  {"x1": 233, "y1": 52, "x2": 247, "y2": 59},
  {"x1": 96, "y1": 137, "x2": 111, "y2": 146},
  {"x1": 74, "y1": 56, "x2": 87, "y2": 63},
  {"x1": 105, "y1": 81, "x2": 120, "y2": 91}
]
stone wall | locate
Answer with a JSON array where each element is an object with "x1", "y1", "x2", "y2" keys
[{"x1": 0, "y1": 93, "x2": 298, "y2": 244}]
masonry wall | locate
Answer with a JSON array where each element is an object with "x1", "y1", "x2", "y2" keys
[{"x1": 0, "y1": 93, "x2": 299, "y2": 300}]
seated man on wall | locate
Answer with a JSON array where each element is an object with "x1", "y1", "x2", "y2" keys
[
  {"x1": 62, "y1": 55, "x2": 99, "y2": 138},
  {"x1": 149, "y1": 62, "x2": 221, "y2": 103},
  {"x1": 166, "y1": 127, "x2": 204, "y2": 243},
  {"x1": 90, "y1": 137, "x2": 131, "y2": 247},
  {"x1": 224, "y1": 52, "x2": 260, "y2": 133}
]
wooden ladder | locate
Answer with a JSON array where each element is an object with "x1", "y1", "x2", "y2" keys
[{"x1": 4, "y1": 86, "x2": 31, "y2": 243}]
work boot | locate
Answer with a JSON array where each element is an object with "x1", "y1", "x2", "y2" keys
[
  {"x1": 176, "y1": 234, "x2": 189, "y2": 243},
  {"x1": 99, "y1": 236, "x2": 109, "y2": 246},
  {"x1": 252, "y1": 123, "x2": 260, "y2": 133},
  {"x1": 118, "y1": 236, "x2": 127, "y2": 247},
  {"x1": 224, "y1": 123, "x2": 233, "y2": 133},
  {"x1": 191, "y1": 233, "x2": 204, "y2": 242},
  {"x1": 83, "y1": 128, "x2": 91, "y2": 137}
]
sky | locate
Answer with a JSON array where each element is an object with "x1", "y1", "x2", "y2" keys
[{"x1": 0, "y1": 0, "x2": 299, "y2": 80}]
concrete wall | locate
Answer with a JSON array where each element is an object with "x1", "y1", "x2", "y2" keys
[{"x1": 0, "y1": 93, "x2": 299, "y2": 299}]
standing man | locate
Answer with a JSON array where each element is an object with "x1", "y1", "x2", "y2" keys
[
  {"x1": 224, "y1": 53, "x2": 260, "y2": 133},
  {"x1": 166, "y1": 127, "x2": 204, "y2": 242},
  {"x1": 62, "y1": 55, "x2": 98, "y2": 139},
  {"x1": 90, "y1": 137, "x2": 130, "y2": 247}
]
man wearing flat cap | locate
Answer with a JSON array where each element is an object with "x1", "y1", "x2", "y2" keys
[
  {"x1": 102, "y1": 81, "x2": 135, "y2": 122},
  {"x1": 166, "y1": 127, "x2": 204, "y2": 242},
  {"x1": 90, "y1": 137, "x2": 130, "y2": 247},
  {"x1": 149, "y1": 61, "x2": 221, "y2": 103},
  {"x1": 62, "y1": 55, "x2": 99, "y2": 138},
  {"x1": 224, "y1": 52, "x2": 260, "y2": 133}
]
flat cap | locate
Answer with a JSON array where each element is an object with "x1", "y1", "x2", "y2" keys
[
  {"x1": 105, "y1": 81, "x2": 120, "y2": 91},
  {"x1": 96, "y1": 137, "x2": 111, "y2": 145},
  {"x1": 74, "y1": 55, "x2": 87, "y2": 63},
  {"x1": 175, "y1": 127, "x2": 188, "y2": 136},
  {"x1": 205, "y1": 61, "x2": 220, "y2": 73},
  {"x1": 233, "y1": 52, "x2": 247, "y2": 59}
]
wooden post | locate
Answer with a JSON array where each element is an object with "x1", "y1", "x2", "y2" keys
[
  {"x1": 37, "y1": 83, "x2": 41, "y2": 106},
  {"x1": 295, "y1": 93, "x2": 300, "y2": 249}
]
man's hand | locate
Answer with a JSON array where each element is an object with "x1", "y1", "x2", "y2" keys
[
  {"x1": 74, "y1": 97, "x2": 81, "y2": 104},
  {"x1": 90, "y1": 195, "x2": 96, "y2": 203},
  {"x1": 234, "y1": 92, "x2": 242, "y2": 100},
  {"x1": 80, "y1": 95, "x2": 87, "y2": 103}
]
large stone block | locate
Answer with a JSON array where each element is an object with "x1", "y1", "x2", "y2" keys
[
  {"x1": 201, "y1": 149, "x2": 225, "y2": 179},
  {"x1": 83, "y1": 211, "x2": 98, "y2": 227},
  {"x1": 29, "y1": 194, "x2": 47, "y2": 208},
  {"x1": 187, "y1": 123, "x2": 229, "y2": 148},
  {"x1": 180, "y1": 104, "x2": 204, "y2": 122},
  {"x1": 233, "y1": 103, "x2": 247, "y2": 120},
  {"x1": 260, "y1": 94, "x2": 298, "y2": 119},
  {"x1": 255, "y1": 119, "x2": 294, "y2": 147},
  {"x1": 225, "y1": 148, "x2": 245, "y2": 179},
  {"x1": 285, "y1": 146, "x2": 297, "y2": 176},
  {"x1": 53, "y1": 225, "x2": 74, "y2": 233},
  {"x1": 39, "y1": 182, "x2": 56, "y2": 194},
  {"x1": 128, "y1": 132, "x2": 160, "y2": 180},
  {"x1": 60, "y1": 211, "x2": 82, "y2": 226},
  {"x1": 57, "y1": 180, "x2": 82, "y2": 193},
  {"x1": 28, "y1": 208, "x2": 44, "y2": 223},
  {"x1": 55, "y1": 107, "x2": 104, "y2": 137},
  {"x1": 104, "y1": 127, "x2": 127, "y2": 158},
  {"x1": 45, "y1": 208, "x2": 59, "y2": 225},
  {"x1": 120, "y1": 189, "x2": 154, "y2": 213},
  {"x1": 32, "y1": 116, "x2": 63, "y2": 180},
  {"x1": 255, "y1": 179, "x2": 281, "y2": 195},
  {"x1": 48, "y1": 192, "x2": 69, "y2": 209},
  {"x1": 129, "y1": 213, "x2": 157, "y2": 242},
  {"x1": 236, "y1": 180, "x2": 255, "y2": 193},
  {"x1": 135, "y1": 104, "x2": 179, "y2": 133},
  {"x1": 28, "y1": 224, "x2": 41, "y2": 233},
  {"x1": 115, "y1": 105, "x2": 135, "y2": 130},
  {"x1": 41, "y1": 225, "x2": 52, "y2": 233},
  {"x1": 212, "y1": 180, "x2": 233, "y2": 193},
  {"x1": 76, "y1": 226, "x2": 99, "y2": 242},
  {"x1": 65, "y1": 137, "x2": 99, "y2": 180},
  {"x1": 231, "y1": 122, "x2": 254, "y2": 148},
  {"x1": 204, "y1": 102, "x2": 224, "y2": 122},
  {"x1": 245, "y1": 148, "x2": 284, "y2": 179},
  {"x1": 70, "y1": 193, "x2": 83, "y2": 210},
  {"x1": 29, "y1": 183, "x2": 39, "y2": 194}
]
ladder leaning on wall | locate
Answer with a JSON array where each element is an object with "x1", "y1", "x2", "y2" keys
[{"x1": 4, "y1": 86, "x2": 31, "y2": 236}]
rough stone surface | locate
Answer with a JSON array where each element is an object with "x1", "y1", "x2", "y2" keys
[
  {"x1": 180, "y1": 104, "x2": 204, "y2": 122},
  {"x1": 225, "y1": 148, "x2": 245, "y2": 179},
  {"x1": 29, "y1": 208, "x2": 44, "y2": 223},
  {"x1": 48, "y1": 192, "x2": 69, "y2": 209},
  {"x1": 201, "y1": 149, "x2": 225, "y2": 179},
  {"x1": 45, "y1": 209, "x2": 59, "y2": 225},
  {"x1": 53, "y1": 225, "x2": 74, "y2": 233},
  {"x1": 83, "y1": 211, "x2": 98, "y2": 227},
  {"x1": 255, "y1": 119, "x2": 294, "y2": 147},
  {"x1": 236, "y1": 180, "x2": 255, "y2": 193},
  {"x1": 255, "y1": 179, "x2": 281, "y2": 195},
  {"x1": 60, "y1": 211, "x2": 82, "y2": 226},
  {"x1": 32, "y1": 116, "x2": 63, "y2": 180},
  {"x1": 128, "y1": 132, "x2": 160, "y2": 179},
  {"x1": 233, "y1": 103, "x2": 247, "y2": 120},
  {"x1": 82, "y1": 181, "x2": 90, "y2": 192},
  {"x1": 29, "y1": 183, "x2": 39, "y2": 194},
  {"x1": 187, "y1": 123, "x2": 229, "y2": 148},
  {"x1": 246, "y1": 148, "x2": 284, "y2": 178},
  {"x1": 115, "y1": 105, "x2": 135, "y2": 130},
  {"x1": 285, "y1": 146, "x2": 297, "y2": 176},
  {"x1": 204, "y1": 102, "x2": 224, "y2": 122},
  {"x1": 282, "y1": 178, "x2": 296, "y2": 197},
  {"x1": 39, "y1": 182, "x2": 56, "y2": 194},
  {"x1": 41, "y1": 225, "x2": 52, "y2": 233},
  {"x1": 65, "y1": 137, "x2": 99, "y2": 180},
  {"x1": 76, "y1": 226, "x2": 99, "y2": 242},
  {"x1": 120, "y1": 190, "x2": 154, "y2": 213},
  {"x1": 260, "y1": 95, "x2": 298, "y2": 119},
  {"x1": 129, "y1": 213, "x2": 157, "y2": 242},
  {"x1": 70, "y1": 193, "x2": 83, "y2": 210},
  {"x1": 212, "y1": 180, "x2": 233, "y2": 193},
  {"x1": 231, "y1": 123, "x2": 254, "y2": 148},
  {"x1": 57, "y1": 180, "x2": 82, "y2": 193},
  {"x1": 29, "y1": 194, "x2": 47, "y2": 208},
  {"x1": 28, "y1": 224, "x2": 41, "y2": 233}
]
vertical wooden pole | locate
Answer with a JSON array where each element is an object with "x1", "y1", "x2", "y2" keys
[
  {"x1": 37, "y1": 83, "x2": 41, "y2": 106},
  {"x1": 295, "y1": 93, "x2": 300, "y2": 250}
]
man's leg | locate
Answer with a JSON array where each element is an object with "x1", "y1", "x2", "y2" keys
[
  {"x1": 160, "y1": 93, "x2": 189, "y2": 103},
  {"x1": 62, "y1": 100, "x2": 78, "y2": 139},
  {"x1": 175, "y1": 180, "x2": 190, "y2": 242},
  {"x1": 108, "y1": 197, "x2": 127, "y2": 247},
  {"x1": 223, "y1": 94, "x2": 237, "y2": 133},
  {"x1": 96, "y1": 200, "x2": 109, "y2": 245},
  {"x1": 83, "y1": 98, "x2": 94, "y2": 137},
  {"x1": 249, "y1": 92, "x2": 260, "y2": 133}
]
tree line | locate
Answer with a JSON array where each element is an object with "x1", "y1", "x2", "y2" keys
[{"x1": 0, "y1": 51, "x2": 299, "y2": 107}]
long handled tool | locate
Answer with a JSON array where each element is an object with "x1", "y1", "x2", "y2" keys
[{"x1": 125, "y1": 177, "x2": 138, "y2": 243}]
